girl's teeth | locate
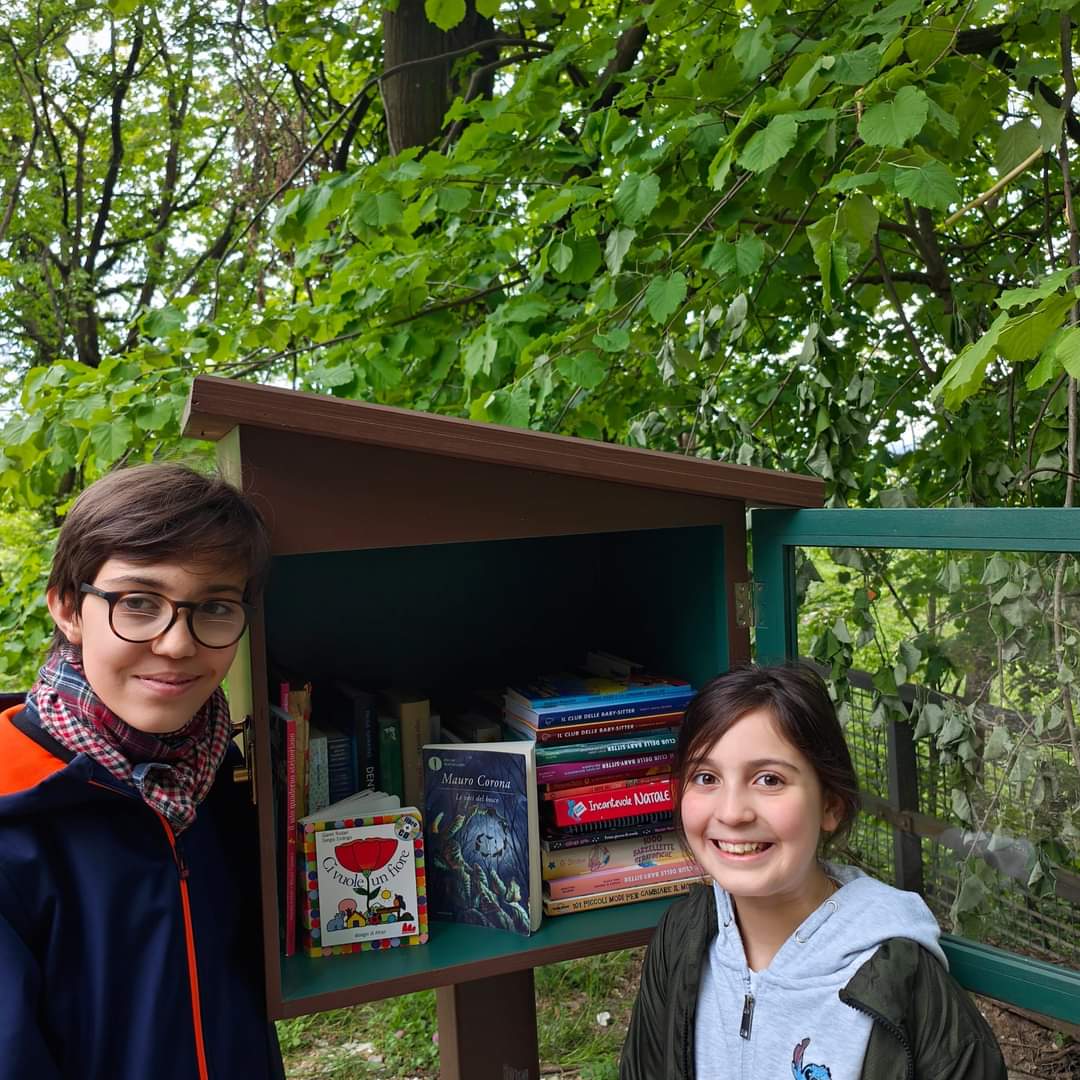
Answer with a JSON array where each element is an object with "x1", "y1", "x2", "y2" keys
[{"x1": 715, "y1": 841, "x2": 769, "y2": 854}]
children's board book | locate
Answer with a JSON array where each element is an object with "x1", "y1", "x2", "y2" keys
[
  {"x1": 298, "y1": 792, "x2": 427, "y2": 959},
  {"x1": 423, "y1": 741, "x2": 540, "y2": 935}
]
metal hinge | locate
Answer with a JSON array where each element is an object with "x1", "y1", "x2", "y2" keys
[{"x1": 734, "y1": 581, "x2": 757, "y2": 628}]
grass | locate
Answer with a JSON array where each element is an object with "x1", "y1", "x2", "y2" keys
[{"x1": 276, "y1": 948, "x2": 642, "y2": 1078}]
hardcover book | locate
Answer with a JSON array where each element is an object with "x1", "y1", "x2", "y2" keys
[
  {"x1": 423, "y1": 741, "x2": 540, "y2": 934},
  {"x1": 539, "y1": 818, "x2": 671, "y2": 851},
  {"x1": 298, "y1": 797, "x2": 427, "y2": 959}
]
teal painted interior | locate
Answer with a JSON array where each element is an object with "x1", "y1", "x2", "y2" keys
[
  {"x1": 265, "y1": 525, "x2": 729, "y2": 694},
  {"x1": 265, "y1": 525, "x2": 729, "y2": 1006},
  {"x1": 281, "y1": 898, "x2": 676, "y2": 1005},
  {"x1": 750, "y1": 507, "x2": 1080, "y2": 1020}
]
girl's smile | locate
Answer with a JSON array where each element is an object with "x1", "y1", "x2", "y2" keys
[{"x1": 680, "y1": 707, "x2": 841, "y2": 920}]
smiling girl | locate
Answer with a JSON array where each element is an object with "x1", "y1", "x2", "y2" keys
[{"x1": 620, "y1": 664, "x2": 1005, "y2": 1080}]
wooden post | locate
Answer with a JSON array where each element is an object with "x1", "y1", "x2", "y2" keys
[
  {"x1": 436, "y1": 969, "x2": 540, "y2": 1080},
  {"x1": 887, "y1": 716, "x2": 924, "y2": 894}
]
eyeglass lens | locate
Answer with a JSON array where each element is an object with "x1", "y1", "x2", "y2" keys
[{"x1": 111, "y1": 593, "x2": 246, "y2": 647}]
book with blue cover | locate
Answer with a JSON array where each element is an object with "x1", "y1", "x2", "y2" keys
[{"x1": 422, "y1": 741, "x2": 540, "y2": 934}]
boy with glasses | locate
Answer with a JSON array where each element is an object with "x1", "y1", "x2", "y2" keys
[{"x1": 0, "y1": 463, "x2": 285, "y2": 1080}]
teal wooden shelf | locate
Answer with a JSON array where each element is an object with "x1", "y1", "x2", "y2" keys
[{"x1": 277, "y1": 897, "x2": 673, "y2": 1017}]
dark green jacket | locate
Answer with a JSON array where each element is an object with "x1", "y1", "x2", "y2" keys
[{"x1": 620, "y1": 885, "x2": 1006, "y2": 1080}]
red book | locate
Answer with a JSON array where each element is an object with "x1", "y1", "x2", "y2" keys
[
  {"x1": 544, "y1": 857, "x2": 702, "y2": 900},
  {"x1": 541, "y1": 771, "x2": 670, "y2": 800},
  {"x1": 270, "y1": 700, "x2": 298, "y2": 957},
  {"x1": 551, "y1": 777, "x2": 673, "y2": 827}
]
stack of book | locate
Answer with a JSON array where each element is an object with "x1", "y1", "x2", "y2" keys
[{"x1": 502, "y1": 653, "x2": 706, "y2": 915}]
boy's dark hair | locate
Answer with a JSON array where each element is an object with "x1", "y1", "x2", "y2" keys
[
  {"x1": 674, "y1": 663, "x2": 861, "y2": 850},
  {"x1": 48, "y1": 462, "x2": 271, "y2": 647}
]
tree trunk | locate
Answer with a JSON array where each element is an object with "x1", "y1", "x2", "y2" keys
[{"x1": 380, "y1": 0, "x2": 492, "y2": 154}]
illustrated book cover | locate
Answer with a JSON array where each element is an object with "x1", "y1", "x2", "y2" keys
[
  {"x1": 423, "y1": 741, "x2": 540, "y2": 934},
  {"x1": 298, "y1": 795, "x2": 428, "y2": 958}
]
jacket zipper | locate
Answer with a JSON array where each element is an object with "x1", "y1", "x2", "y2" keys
[
  {"x1": 157, "y1": 814, "x2": 210, "y2": 1080},
  {"x1": 739, "y1": 983, "x2": 755, "y2": 1040},
  {"x1": 844, "y1": 996, "x2": 914, "y2": 1080}
]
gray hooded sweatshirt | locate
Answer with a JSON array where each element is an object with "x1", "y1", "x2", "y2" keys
[{"x1": 694, "y1": 864, "x2": 947, "y2": 1080}]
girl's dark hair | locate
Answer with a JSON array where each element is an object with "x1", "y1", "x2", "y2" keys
[
  {"x1": 674, "y1": 663, "x2": 861, "y2": 850},
  {"x1": 47, "y1": 462, "x2": 272, "y2": 649}
]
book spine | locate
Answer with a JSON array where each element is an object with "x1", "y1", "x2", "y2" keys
[
  {"x1": 377, "y1": 716, "x2": 404, "y2": 800},
  {"x1": 508, "y1": 711, "x2": 681, "y2": 745},
  {"x1": 541, "y1": 830, "x2": 684, "y2": 879},
  {"x1": 542, "y1": 875, "x2": 704, "y2": 916},
  {"x1": 536, "y1": 751, "x2": 674, "y2": 785},
  {"x1": 308, "y1": 734, "x2": 330, "y2": 814},
  {"x1": 552, "y1": 778, "x2": 673, "y2": 827},
  {"x1": 541, "y1": 819, "x2": 669, "y2": 851},
  {"x1": 283, "y1": 719, "x2": 297, "y2": 956},
  {"x1": 326, "y1": 731, "x2": 356, "y2": 803},
  {"x1": 508, "y1": 680, "x2": 691, "y2": 710},
  {"x1": 534, "y1": 729, "x2": 680, "y2": 765},
  {"x1": 519, "y1": 696, "x2": 692, "y2": 728},
  {"x1": 541, "y1": 771, "x2": 670, "y2": 800},
  {"x1": 544, "y1": 858, "x2": 701, "y2": 899}
]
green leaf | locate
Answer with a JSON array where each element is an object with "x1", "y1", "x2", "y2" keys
[
  {"x1": 463, "y1": 330, "x2": 497, "y2": 378},
  {"x1": 604, "y1": 227, "x2": 635, "y2": 274},
  {"x1": 1046, "y1": 326, "x2": 1080, "y2": 379},
  {"x1": 733, "y1": 17, "x2": 774, "y2": 79},
  {"x1": 984, "y1": 724, "x2": 1012, "y2": 762},
  {"x1": 141, "y1": 307, "x2": 183, "y2": 338},
  {"x1": 886, "y1": 159, "x2": 958, "y2": 209},
  {"x1": 703, "y1": 239, "x2": 737, "y2": 276},
  {"x1": 308, "y1": 359, "x2": 356, "y2": 388},
  {"x1": 838, "y1": 194, "x2": 878, "y2": 250},
  {"x1": 552, "y1": 236, "x2": 602, "y2": 283},
  {"x1": 593, "y1": 327, "x2": 630, "y2": 352},
  {"x1": 858, "y1": 86, "x2": 930, "y2": 147},
  {"x1": 830, "y1": 44, "x2": 883, "y2": 85},
  {"x1": 556, "y1": 349, "x2": 607, "y2": 389},
  {"x1": 90, "y1": 417, "x2": 135, "y2": 468},
  {"x1": 132, "y1": 401, "x2": 174, "y2": 431},
  {"x1": 995, "y1": 119, "x2": 1041, "y2": 175},
  {"x1": 612, "y1": 173, "x2": 660, "y2": 225},
  {"x1": 644, "y1": 272, "x2": 687, "y2": 324},
  {"x1": 738, "y1": 114, "x2": 799, "y2": 173},
  {"x1": 474, "y1": 0, "x2": 500, "y2": 15},
  {"x1": 950, "y1": 787, "x2": 974, "y2": 824},
  {"x1": 997, "y1": 266, "x2": 1075, "y2": 309},
  {"x1": 736, "y1": 234, "x2": 765, "y2": 277},
  {"x1": 952, "y1": 869, "x2": 988, "y2": 913},
  {"x1": 996, "y1": 291, "x2": 1074, "y2": 363},
  {"x1": 932, "y1": 313, "x2": 1007, "y2": 409},
  {"x1": 437, "y1": 186, "x2": 472, "y2": 213},
  {"x1": 424, "y1": 0, "x2": 465, "y2": 30}
]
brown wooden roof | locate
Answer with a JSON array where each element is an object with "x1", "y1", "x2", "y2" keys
[{"x1": 182, "y1": 375, "x2": 823, "y2": 508}]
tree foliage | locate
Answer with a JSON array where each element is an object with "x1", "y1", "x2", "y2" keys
[{"x1": 3, "y1": 0, "x2": 1080, "y2": 940}]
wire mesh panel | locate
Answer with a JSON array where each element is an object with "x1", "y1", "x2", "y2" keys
[{"x1": 796, "y1": 545, "x2": 1080, "y2": 970}]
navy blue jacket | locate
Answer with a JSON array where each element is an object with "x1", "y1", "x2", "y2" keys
[{"x1": 0, "y1": 705, "x2": 284, "y2": 1080}]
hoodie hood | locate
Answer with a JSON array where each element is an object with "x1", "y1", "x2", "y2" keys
[{"x1": 710, "y1": 862, "x2": 946, "y2": 983}]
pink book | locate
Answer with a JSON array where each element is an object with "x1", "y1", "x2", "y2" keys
[{"x1": 544, "y1": 857, "x2": 702, "y2": 900}]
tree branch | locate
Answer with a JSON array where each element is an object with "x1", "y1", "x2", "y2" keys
[{"x1": 873, "y1": 233, "x2": 934, "y2": 380}]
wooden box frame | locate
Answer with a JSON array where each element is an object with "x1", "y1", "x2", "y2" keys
[{"x1": 182, "y1": 376, "x2": 822, "y2": 1079}]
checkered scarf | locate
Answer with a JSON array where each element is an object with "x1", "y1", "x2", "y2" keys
[{"x1": 26, "y1": 643, "x2": 231, "y2": 832}]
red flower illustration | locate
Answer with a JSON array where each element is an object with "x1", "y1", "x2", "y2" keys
[{"x1": 335, "y1": 837, "x2": 398, "y2": 874}]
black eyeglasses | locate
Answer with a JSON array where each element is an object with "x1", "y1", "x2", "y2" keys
[{"x1": 79, "y1": 583, "x2": 253, "y2": 649}]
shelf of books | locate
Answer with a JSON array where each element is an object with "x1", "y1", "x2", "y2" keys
[{"x1": 262, "y1": 531, "x2": 728, "y2": 1012}]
